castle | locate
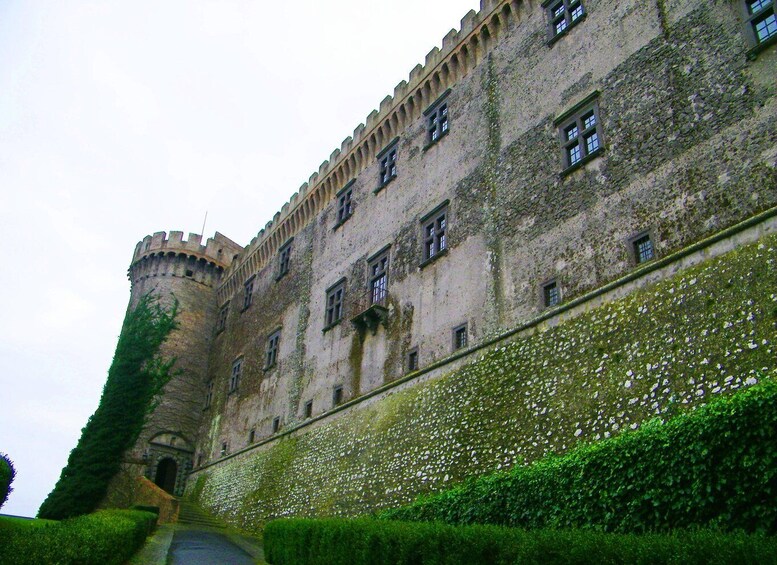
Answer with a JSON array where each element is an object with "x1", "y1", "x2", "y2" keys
[{"x1": 122, "y1": 0, "x2": 776, "y2": 524}]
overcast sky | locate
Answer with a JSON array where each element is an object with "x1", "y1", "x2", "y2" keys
[{"x1": 0, "y1": 0, "x2": 482, "y2": 517}]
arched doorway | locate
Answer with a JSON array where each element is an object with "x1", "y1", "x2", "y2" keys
[{"x1": 154, "y1": 457, "x2": 178, "y2": 494}]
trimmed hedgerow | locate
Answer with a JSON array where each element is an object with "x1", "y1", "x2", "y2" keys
[
  {"x1": 38, "y1": 294, "x2": 177, "y2": 520},
  {"x1": 380, "y1": 375, "x2": 777, "y2": 534},
  {"x1": 263, "y1": 518, "x2": 777, "y2": 565},
  {"x1": 0, "y1": 509, "x2": 156, "y2": 565},
  {"x1": 0, "y1": 453, "x2": 16, "y2": 510}
]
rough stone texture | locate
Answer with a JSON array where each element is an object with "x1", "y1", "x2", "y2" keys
[{"x1": 117, "y1": 0, "x2": 776, "y2": 519}]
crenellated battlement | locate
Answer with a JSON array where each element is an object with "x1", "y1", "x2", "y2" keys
[
  {"x1": 219, "y1": 0, "x2": 526, "y2": 301},
  {"x1": 132, "y1": 231, "x2": 244, "y2": 268}
]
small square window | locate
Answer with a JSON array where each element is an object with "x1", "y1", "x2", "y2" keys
[
  {"x1": 377, "y1": 140, "x2": 399, "y2": 189},
  {"x1": 556, "y1": 97, "x2": 603, "y2": 173},
  {"x1": 204, "y1": 381, "x2": 214, "y2": 409},
  {"x1": 325, "y1": 279, "x2": 346, "y2": 329},
  {"x1": 544, "y1": 0, "x2": 586, "y2": 42},
  {"x1": 243, "y1": 277, "x2": 255, "y2": 310},
  {"x1": 421, "y1": 203, "x2": 449, "y2": 264},
  {"x1": 272, "y1": 417, "x2": 281, "y2": 433},
  {"x1": 333, "y1": 385, "x2": 344, "y2": 407},
  {"x1": 304, "y1": 400, "x2": 313, "y2": 419},
  {"x1": 543, "y1": 280, "x2": 561, "y2": 308},
  {"x1": 369, "y1": 250, "x2": 389, "y2": 306},
  {"x1": 278, "y1": 240, "x2": 292, "y2": 279},
  {"x1": 632, "y1": 233, "x2": 655, "y2": 264},
  {"x1": 336, "y1": 182, "x2": 355, "y2": 226},
  {"x1": 265, "y1": 329, "x2": 281, "y2": 369},
  {"x1": 229, "y1": 357, "x2": 242, "y2": 393},
  {"x1": 407, "y1": 348, "x2": 419, "y2": 372},
  {"x1": 744, "y1": 0, "x2": 777, "y2": 46},
  {"x1": 216, "y1": 302, "x2": 229, "y2": 333},
  {"x1": 453, "y1": 323, "x2": 468, "y2": 351}
]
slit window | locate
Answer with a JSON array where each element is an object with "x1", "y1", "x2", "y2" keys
[
  {"x1": 333, "y1": 385, "x2": 344, "y2": 407},
  {"x1": 304, "y1": 400, "x2": 313, "y2": 419},
  {"x1": 272, "y1": 417, "x2": 281, "y2": 433}
]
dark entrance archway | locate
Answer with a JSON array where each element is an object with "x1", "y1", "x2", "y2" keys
[{"x1": 154, "y1": 457, "x2": 178, "y2": 494}]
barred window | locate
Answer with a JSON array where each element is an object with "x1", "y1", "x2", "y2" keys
[
  {"x1": 422, "y1": 204, "x2": 448, "y2": 263},
  {"x1": 216, "y1": 302, "x2": 229, "y2": 333},
  {"x1": 632, "y1": 233, "x2": 655, "y2": 264},
  {"x1": 278, "y1": 240, "x2": 292, "y2": 278},
  {"x1": 377, "y1": 140, "x2": 399, "y2": 189},
  {"x1": 229, "y1": 357, "x2": 242, "y2": 393},
  {"x1": 369, "y1": 250, "x2": 389, "y2": 305},
  {"x1": 543, "y1": 280, "x2": 561, "y2": 308},
  {"x1": 325, "y1": 279, "x2": 346, "y2": 328},
  {"x1": 453, "y1": 324, "x2": 468, "y2": 351},
  {"x1": 265, "y1": 329, "x2": 281, "y2": 369}
]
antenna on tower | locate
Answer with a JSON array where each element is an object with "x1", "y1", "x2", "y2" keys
[{"x1": 201, "y1": 211, "x2": 208, "y2": 236}]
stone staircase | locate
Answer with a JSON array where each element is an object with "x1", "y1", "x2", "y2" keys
[{"x1": 175, "y1": 498, "x2": 227, "y2": 529}]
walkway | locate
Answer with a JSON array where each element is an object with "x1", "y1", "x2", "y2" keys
[{"x1": 167, "y1": 526, "x2": 258, "y2": 565}]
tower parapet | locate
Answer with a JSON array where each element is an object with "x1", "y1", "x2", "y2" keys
[{"x1": 129, "y1": 231, "x2": 244, "y2": 293}]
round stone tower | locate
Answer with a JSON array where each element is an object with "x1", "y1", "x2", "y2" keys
[{"x1": 125, "y1": 230, "x2": 243, "y2": 495}]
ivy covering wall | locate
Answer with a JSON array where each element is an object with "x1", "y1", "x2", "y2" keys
[{"x1": 188, "y1": 234, "x2": 776, "y2": 532}]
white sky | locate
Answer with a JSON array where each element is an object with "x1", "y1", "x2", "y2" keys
[{"x1": 0, "y1": 0, "x2": 482, "y2": 517}]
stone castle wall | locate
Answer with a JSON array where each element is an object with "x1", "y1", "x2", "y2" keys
[{"x1": 124, "y1": 0, "x2": 776, "y2": 505}]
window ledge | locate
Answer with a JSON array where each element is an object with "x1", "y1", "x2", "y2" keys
[
  {"x1": 333, "y1": 213, "x2": 352, "y2": 231},
  {"x1": 374, "y1": 176, "x2": 396, "y2": 194},
  {"x1": 547, "y1": 12, "x2": 587, "y2": 47},
  {"x1": 747, "y1": 34, "x2": 777, "y2": 60},
  {"x1": 423, "y1": 129, "x2": 449, "y2": 152},
  {"x1": 322, "y1": 319, "x2": 343, "y2": 333},
  {"x1": 560, "y1": 146, "x2": 604, "y2": 177},
  {"x1": 419, "y1": 247, "x2": 449, "y2": 270}
]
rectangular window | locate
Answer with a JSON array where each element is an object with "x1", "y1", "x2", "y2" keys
[
  {"x1": 265, "y1": 329, "x2": 281, "y2": 369},
  {"x1": 197, "y1": 454, "x2": 204, "y2": 467},
  {"x1": 229, "y1": 357, "x2": 242, "y2": 393},
  {"x1": 304, "y1": 400, "x2": 313, "y2": 419},
  {"x1": 333, "y1": 385, "x2": 344, "y2": 407},
  {"x1": 556, "y1": 95, "x2": 603, "y2": 172},
  {"x1": 205, "y1": 381, "x2": 214, "y2": 408},
  {"x1": 336, "y1": 181, "x2": 355, "y2": 226},
  {"x1": 745, "y1": 0, "x2": 777, "y2": 45},
  {"x1": 369, "y1": 250, "x2": 389, "y2": 305},
  {"x1": 453, "y1": 323, "x2": 468, "y2": 351},
  {"x1": 543, "y1": 280, "x2": 561, "y2": 308},
  {"x1": 243, "y1": 277, "x2": 255, "y2": 310},
  {"x1": 220, "y1": 442, "x2": 228, "y2": 457},
  {"x1": 272, "y1": 416, "x2": 281, "y2": 433},
  {"x1": 325, "y1": 279, "x2": 346, "y2": 328},
  {"x1": 248, "y1": 429, "x2": 255, "y2": 444},
  {"x1": 544, "y1": 0, "x2": 585, "y2": 42},
  {"x1": 632, "y1": 233, "x2": 655, "y2": 264},
  {"x1": 216, "y1": 302, "x2": 229, "y2": 333},
  {"x1": 423, "y1": 90, "x2": 452, "y2": 147},
  {"x1": 278, "y1": 240, "x2": 292, "y2": 279},
  {"x1": 377, "y1": 139, "x2": 399, "y2": 189},
  {"x1": 422, "y1": 204, "x2": 448, "y2": 263},
  {"x1": 407, "y1": 348, "x2": 419, "y2": 372}
]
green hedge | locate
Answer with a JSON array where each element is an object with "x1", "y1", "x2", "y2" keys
[
  {"x1": 0, "y1": 509, "x2": 156, "y2": 565},
  {"x1": 263, "y1": 518, "x2": 777, "y2": 565},
  {"x1": 380, "y1": 375, "x2": 777, "y2": 534},
  {"x1": 0, "y1": 453, "x2": 16, "y2": 510}
]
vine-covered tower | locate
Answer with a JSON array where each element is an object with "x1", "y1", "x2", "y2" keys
[{"x1": 125, "y1": 230, "x2": 243, "y2": 495}]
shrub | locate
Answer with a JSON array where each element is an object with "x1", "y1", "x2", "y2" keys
[
  {"x1": 38, "y1": 295, "x2": 177, "y2": 520},
  {"x1": 263, "y1": 518, "x2": 777, "y2": 565},
  {"x1": 380, "y1": 375, "x2": 777, "y2": 534},
  {"x1": 0, "y1": 453, "x2": 16, "y2": 510},
  {"x1": 0, "y1": 509, "x2": 156, "y2": 565}
]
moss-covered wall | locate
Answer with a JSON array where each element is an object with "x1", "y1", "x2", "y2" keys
[{"x1": 187, "y1": 231, "x2": 777, "y2": 532}]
